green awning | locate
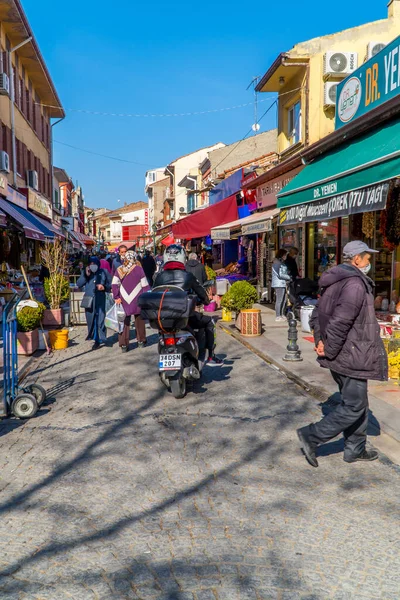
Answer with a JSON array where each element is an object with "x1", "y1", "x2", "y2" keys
[{"x1": 278, "y1": 117, "x2": 400, "y2": 209}]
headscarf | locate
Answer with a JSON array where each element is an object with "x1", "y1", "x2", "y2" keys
[
  {"x1": 89, "y1": 256, "x2": 100, "y2": 267},
  {"x1": 117, "y1": 250, "x2": 137, "y2": 280}
]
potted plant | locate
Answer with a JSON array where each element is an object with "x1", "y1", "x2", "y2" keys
[
  {"x1": 227, "y1": 280, "x2": 261, "y2": 336},
  {"x1": 40, "y1": 240, "x2": 70, "y2": 327},
  {"x1": 220, "y1": 290, "x2": 234, "y2": 322},
  {"x1": 16, "y1": 302, "x2": 45, "y2": 355}
]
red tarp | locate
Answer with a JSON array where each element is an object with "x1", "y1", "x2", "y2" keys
[{"x1": 172, "y1": 195, "x2": 238, "y2": 240}]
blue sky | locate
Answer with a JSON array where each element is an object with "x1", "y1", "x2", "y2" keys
[{"x1": 23, "y1": 0, "x2": 388, "y2": 209}]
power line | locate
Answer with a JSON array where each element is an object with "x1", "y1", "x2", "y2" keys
[
  {"x1": 35, "y1": 88, "x2": 302, "y2": 119},
  {"x1": 211, "y1": 99, "x2": 278, "y2": 176},
  {"x1": 53, "y1": 140, "x2": 154, "y2": 167}
]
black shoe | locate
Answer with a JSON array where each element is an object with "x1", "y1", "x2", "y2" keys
[
  {"x1": 121, "y1": 345, "x2": 129, "y2": 353},
  {"x1": 297, "y1": 427, "x2": 319, "y2": 468},
  {"x1": 344, "y1": 449, "x2": 378, "y2": 463},
  {"x1": 92, "y1": 341, "x2": 100, "y2": 350},
  {"x1": 137, "y1": 341, "x2": 146, "y2": 348},
  {"x1": 206, "y1": 355, "x2": 224, "y2": 367}
]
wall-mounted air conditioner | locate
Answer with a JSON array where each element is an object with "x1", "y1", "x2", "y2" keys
[
  {"x1": 27, "y1": 170, "x2": 39, "y2": 191},
  {"x1": 367, "y1": 42, "x2": 386, "y2": 60},
  {"x1": 323, "y1": 52, "x2": 358, "y2": 78},
  {"x1": 0, "y1": 73, "x2": 10, "y2": 96},
  {"x1": 324, "y1": 82, "x2": 338, "y2": 107},
  {"x1": 0, "y1": 151, "x2": 10, "y2": 173}
]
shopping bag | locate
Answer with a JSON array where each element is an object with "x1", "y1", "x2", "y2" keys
[
  {"x1": 105, "y1": 304, "x2": 125, "y2": 333},
  {"x1": 105, "y1": 292, "x2": 114, "y2": 313}
]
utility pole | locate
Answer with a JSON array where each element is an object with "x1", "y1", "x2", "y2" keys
[{"x1": 246, "y1": 76, "x2": 261, "y2": 133}]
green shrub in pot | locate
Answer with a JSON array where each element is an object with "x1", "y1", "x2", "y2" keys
[
  {"x1": 17, "y1": 303, "x2": 45, "y2": 332},
  {"x1": 220, "y1": 290, "x2": 235, "y2": 311},
  {"x1": 228, "y1": 280, "x2": 257, "y2": 313}
]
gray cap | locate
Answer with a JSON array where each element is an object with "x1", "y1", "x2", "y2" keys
[{"x1": 343, "y1": 240, "x2": 379, "y2": 258}]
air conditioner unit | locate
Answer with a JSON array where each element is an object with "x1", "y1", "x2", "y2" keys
[
  {"x1": 323, "y1": 52, "x2": 358, "y2": 77},
  {"x1": 27, "y1": 170, "x2": 39, "y2": 191},
  {"x1": 0, "y1": 73, "x2": 10, "y2": 96},
  {"x1": 367, "y1": 42, "x2": 386, "y2": 60},
  {"x1": 179, "y1": 207, "x2": 186, "y2": 213},
  {"x1": 324, "y1": 82, "x2": 338, "y2": 107},
  {"x1": 0, "y1": 151, "x2": 10, "y2": 173}
]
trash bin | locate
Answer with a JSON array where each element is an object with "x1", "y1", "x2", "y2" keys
[{"x1": 300, "y1": 306, "x2": 315, "y2": 333}]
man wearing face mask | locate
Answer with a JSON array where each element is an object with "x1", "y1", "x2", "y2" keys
[
  {"x1": 77, "y1": 256, "x2": 110, "y2": 349},
  {"x1": 297, "y1": 241, "x2": 388, "y2": 468}
]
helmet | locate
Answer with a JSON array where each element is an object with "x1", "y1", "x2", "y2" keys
[{"x1": 163, "y1": 244, "x2": 186, "y2": 267}]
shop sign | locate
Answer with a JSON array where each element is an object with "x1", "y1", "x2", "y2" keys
[
  {"x1": 242, "y1": 219, "x2": 272, "y2": 235},
  {"x1": 144, "y1": 208, "x2": 150, "y2": 234},
  {"x1": 7, "y1": 185, "x2": 27, "y2": 209},
  {"x1": 336, "y1": 35, "x2": 400, "y2": 129},
  {"x1": 257, "y1": 167, "x2": 303, "y2": 209},
  {"x1": 28, "y1": 189, "x2": 52, "y2": 219},
  {"x1": 279, "y1": 181, "x2": 389, "y2": 226},
  {"x1": 211, "y1": 227, "x2": 231, "y2": 240},
  {"x1": 242, "y1": 171, "x2": 258, "y2": 186}
]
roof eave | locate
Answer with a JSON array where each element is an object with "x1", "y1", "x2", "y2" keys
[{"x1": 256, "y1": 53, "x2": 288, "y2": 92}]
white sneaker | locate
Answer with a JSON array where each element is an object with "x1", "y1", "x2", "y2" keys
[{"x1": 275, "y1": 316, "x2": 286, "y2": 322}]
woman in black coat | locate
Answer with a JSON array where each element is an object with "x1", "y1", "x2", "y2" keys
[{"x1": 77, "y1": 256, "x2": 109, "y2": 349}]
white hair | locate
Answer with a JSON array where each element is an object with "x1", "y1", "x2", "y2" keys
[{"x1": 189, "y1": 252, "x2": 197, "y2": 260}]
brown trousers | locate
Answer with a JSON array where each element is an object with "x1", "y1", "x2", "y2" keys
[{"x1": 118, "y1": 315, "x2": 146, "y2": 347}]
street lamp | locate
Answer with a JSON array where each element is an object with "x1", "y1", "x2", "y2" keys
[{"x1": 8, "y1": 37, "x2": 32, "y2": 187}]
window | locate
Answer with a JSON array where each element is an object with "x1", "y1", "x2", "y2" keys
[{"x1": 287, "y1": 101, "x2": 302, "y2": 146}]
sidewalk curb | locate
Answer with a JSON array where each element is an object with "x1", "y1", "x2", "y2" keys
[{"x1": 218, "y1": 322, "x2": 332, "y2": 404}]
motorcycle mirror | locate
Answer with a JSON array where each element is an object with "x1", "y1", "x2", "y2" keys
[{"x1": 203, "y1": 280, "x2": 215, "y2": 288}]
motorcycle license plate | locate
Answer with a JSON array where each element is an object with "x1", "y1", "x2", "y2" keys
[{"x1": 159, "y1": 354, "x2": 181, "y2": 371}]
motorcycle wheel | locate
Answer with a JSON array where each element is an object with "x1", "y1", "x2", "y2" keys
[
  {"x1": 11, "y1": 394, "x2": 39, "y2": 419},
  {"x1": 170, "y1": 375, "x2": 186, "y2": 399},
  {"x1": 25, "y1": 383, "x2": 46, "y2": 406}
]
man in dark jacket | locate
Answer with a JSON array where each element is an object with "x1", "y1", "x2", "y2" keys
[
  {"x1": 112, "y1": 245, "x2": 128, "y2": 275},
  {"x1": 186, "y1": 253, "x2": 207, "y2": 285},
  {"x1": 285, "y1": 247, "x2": 300, "y2": 280},
  {"x1": 141, "y1": 250, "x2": 157, "y2": 285},
  {"x1": 153, "y1": 244, "x2": 223, "y2": 366},
  {"x1": 297, "y1": 241, "x2": 387, "y2": 468}
]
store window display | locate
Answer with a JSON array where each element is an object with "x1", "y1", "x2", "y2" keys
[{"x1": 307, "y1": 220, "x2": 339, "y2": 280}]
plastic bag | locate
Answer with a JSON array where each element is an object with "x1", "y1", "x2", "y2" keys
[
  {"x1": 105, "y1": 303, "x2": 125, "y2": 333},
  {"x1": 105, "y1": 292, "x2": 114, "y2": 313}
]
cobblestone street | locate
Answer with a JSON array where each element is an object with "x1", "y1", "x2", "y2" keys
[{"x1": 0, "y1": 327, "x2": 399, "y2": 600}]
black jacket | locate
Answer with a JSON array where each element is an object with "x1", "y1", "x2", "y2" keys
[
  {"x1": 310, "y1": 264, "x2": 387, "y2": 381},
  {"x1": 285, "y1": 255, "x2": 299, "y2": 279},
  {"x1": 142, "y1": 254, "x2": 157, "y2": 283},
  {"x1": 153, "y1": 268, "x2": 209, "y2": 305},
  {"x1": 186, "y1": 259, "x2": 207, "y2": 285}
]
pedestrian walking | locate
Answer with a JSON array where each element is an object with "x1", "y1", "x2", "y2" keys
[
  {"x1": 112, "y1": 245, "x2": 128, "y2": 275},
  {"x1": 100, "y1": 253, "x2": 112, "y2": 275},
  {"x1": 272, "y1": 249, "x2": 291, "y2": 322},
  {"x1": 297, "y1": 241, "x2": 388, "y2": 468},
  {"x1": 285, "y1": 247, "x2": 300, "y2": 280},
  {"x1": 186, "y1": 252, "x2": 207, "y2": 285},
  {"x1": 77, "y1": 256, "x2": 110, "y2": 350},
  {"x1": 111, "y1": 250, "x2": 150, "y2": 352},
  {"x1": 141, "y1": 250, "x2": 157, "y2": 286}
]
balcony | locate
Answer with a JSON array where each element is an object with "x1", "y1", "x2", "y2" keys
[{"x1": 164, "y1": 186, "x2": 174, "y2": 200}]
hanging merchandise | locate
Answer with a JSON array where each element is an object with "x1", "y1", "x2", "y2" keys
[
  {"x1": 379, "y1": 210, "x2": 395, "y2": 251},
  {"x1": 385, "y1": 184, "x2": 400, "y2": 246},
  {"x1": 362, "y1": 212, "x2": 374, "y2": 239}
]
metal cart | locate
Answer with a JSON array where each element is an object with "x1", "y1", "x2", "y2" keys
[{"x1": 1, "y1": 293, "x2": 46, "y2": 419}]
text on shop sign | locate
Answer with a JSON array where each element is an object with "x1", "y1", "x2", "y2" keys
[{"x1": 279, "y1": 181, "x2": 389, "y2": 225}]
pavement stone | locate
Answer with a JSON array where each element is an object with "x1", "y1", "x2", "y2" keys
[{"x1": 0, "y1": 327, "x2": 399, "y2": 599}]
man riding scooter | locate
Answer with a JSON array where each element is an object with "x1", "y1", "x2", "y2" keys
[{"x1": 153, "y1": 244, "x2": 224, "y2": 366}]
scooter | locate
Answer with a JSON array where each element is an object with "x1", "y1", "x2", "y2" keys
[{"x1": 139, "y1": 282, "x2": 213, "y2": 399}]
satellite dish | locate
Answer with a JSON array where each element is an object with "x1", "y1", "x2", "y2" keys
[{"x1": 252, "y1": 123, "x2": 261, "y2": 132}]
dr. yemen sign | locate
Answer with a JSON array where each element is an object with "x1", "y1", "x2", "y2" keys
[
  {"x1": 336, "y1": 35, "x2": 400, "y2": 129},
  {"x1": 279, "y1": 181, "x2": 389, "y2": 226}
]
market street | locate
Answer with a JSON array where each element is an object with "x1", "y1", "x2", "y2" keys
[{"x1": 0, "y1": 328, "x2": 400, "y2": 600}]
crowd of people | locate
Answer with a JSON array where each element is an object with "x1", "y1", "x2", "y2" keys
[{"x1": 75, "y1": 244, "x2": 222, "y2": 365}]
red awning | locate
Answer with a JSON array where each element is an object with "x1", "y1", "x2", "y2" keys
[{"x1": 172, "y1": 195, "x2": 238, "y2": 240}]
